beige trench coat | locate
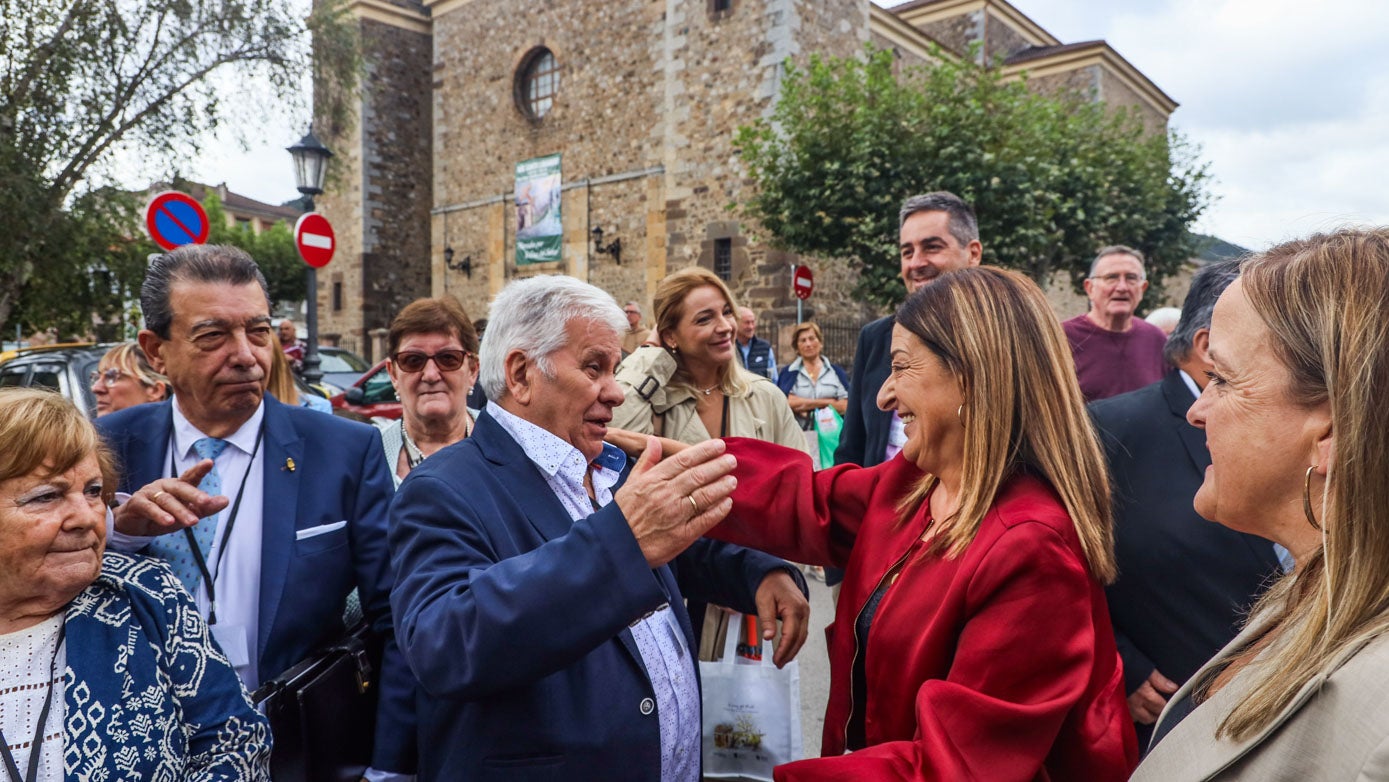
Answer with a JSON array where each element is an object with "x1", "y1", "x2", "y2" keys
[{"x1": 612, "y1": 346, "x2": 808, "y2": 454}]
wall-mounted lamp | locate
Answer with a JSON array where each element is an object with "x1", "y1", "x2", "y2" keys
[
  {"x1": 591, "y1": 226, "x2": 622, "y2": 265},
  {"x1": 445, "y1": 245, "x2": 473, "y2": 278}
]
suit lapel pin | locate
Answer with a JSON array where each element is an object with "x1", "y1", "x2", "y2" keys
[{"x1": 285, "y1": 457, "x2": 296, "y2": 472}]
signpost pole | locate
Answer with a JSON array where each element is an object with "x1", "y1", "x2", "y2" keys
[
  {"x1": 794, "y1": 264, "x2": 803, "y2": 325},
  {"x1": 301, "y1": 197, "x2": 322, "y2": 387}
]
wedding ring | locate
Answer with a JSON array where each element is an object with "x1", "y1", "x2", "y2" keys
[
  {"x1": 687, "y1": 495, "x2": 699, "y2": 514},
  {"x1": 151, "y1": 491, "x2": 168, "y2": 502}
]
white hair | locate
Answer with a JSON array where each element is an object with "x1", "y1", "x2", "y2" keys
[{"x1": 479, "y1": 275, "x2": 627, "y2": 401}]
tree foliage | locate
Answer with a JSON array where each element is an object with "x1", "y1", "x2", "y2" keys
[
  {"x1": 735, "y1": 46, "x2": 1212, "y2": 310},
  {"x1": 0, "y1": 0, "x2": 359, "y2": 333}
]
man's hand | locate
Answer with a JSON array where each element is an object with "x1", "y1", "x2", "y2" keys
[
  {"x1": 1127, "y1": 668, "x2": 1179, "y2": 724},
  {"x1": 112, "y1": 459, "x2": 230, "y2": 537},
  {"x1": 614, "y1": 437, "x2": 737, "y2": 568},
  {"x1": 754, "y1": 570, "x2": 809, "y2": 668}
]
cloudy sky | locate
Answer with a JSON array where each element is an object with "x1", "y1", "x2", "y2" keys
[{"x1": 174, "y1": 0, "x2": 1388, "y2": 252}]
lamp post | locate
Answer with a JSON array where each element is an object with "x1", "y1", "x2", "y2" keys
[{"x1": 287, "y1": 129, "x2": 333, "y2": 386}]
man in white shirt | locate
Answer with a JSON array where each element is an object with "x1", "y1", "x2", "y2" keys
[
  {"x1": 96, "y1": 244, "x2": 415, "y2": 780},
  {"x1": 388, "y1": 274, "x2": 809, "y2": 781}
]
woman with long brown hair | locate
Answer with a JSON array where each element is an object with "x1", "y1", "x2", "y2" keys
[{"x1": 612, "y1": 266, "x2": 1135, "y2": 780}]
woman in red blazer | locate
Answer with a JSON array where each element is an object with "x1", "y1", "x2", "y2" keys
[{"x1": 620, "y1": 267, "x2": 1137, "y2": 780}]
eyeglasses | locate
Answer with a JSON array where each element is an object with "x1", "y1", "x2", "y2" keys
[
  {"x1": 1091, "y1": 273, "x2": 1145, "y2": 286},
  {"x1": 89, "y1": 368, "x2": 128, "y2": 385},
  {"x1": 391, "y1": 349, "x2": 470, "y2": 373}
]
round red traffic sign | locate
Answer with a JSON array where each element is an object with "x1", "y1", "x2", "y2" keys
[
  {"x1": 793, "y1": 265, "x2": 814, "y2": 300},
  {"x1": 145, "y1": 191, "x2": 209, "y2": 251},
  {"x1": 294, "y1": 213, "x2": 336, "y2": 268}
]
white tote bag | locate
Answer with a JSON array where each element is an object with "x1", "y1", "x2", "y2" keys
[{"x1": 700, "y1": 618, "x2": 803, "y2": 781}]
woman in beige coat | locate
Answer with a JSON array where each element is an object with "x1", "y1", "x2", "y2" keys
[
  {"x1": 1132, "y1": 228, "x2": 1389, "y2": 780},
  {"x1": 612, "y1": 267, "x2": 805, "y2": 454}
]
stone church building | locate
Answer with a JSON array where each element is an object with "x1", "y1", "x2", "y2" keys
[{"x1": 318, "y1": 0, "x2": 1176, "y2": 361}]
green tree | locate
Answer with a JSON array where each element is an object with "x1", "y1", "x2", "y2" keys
[
  {"x1": 0, "y1": 0, "x2": 359, "y2": 333},
  {"x1": 203, "y1": 193, "x2": 305, "y2": 303},
  {"x1": 735, "y1": 46, "x2": 1211, "y2": 310}
]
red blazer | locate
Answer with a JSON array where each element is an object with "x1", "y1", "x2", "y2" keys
[{"x1": 709, "y1": 438, "x2": 1137, "y2": 781}]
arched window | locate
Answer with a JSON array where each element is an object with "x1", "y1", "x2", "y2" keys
[{"x1": 516, "y1": 48, "x2": 559, "y2": 121}]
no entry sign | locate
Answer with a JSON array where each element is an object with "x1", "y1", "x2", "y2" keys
[
  {"x1": 294, "y1": 213, "x2": 336, "y2": 268},
  {"x1": 146, "y1": 191, "x2": 210, "y2": 251},
  {"x1": 793, "y1": 265, "x2": 814, "y2": 300}
]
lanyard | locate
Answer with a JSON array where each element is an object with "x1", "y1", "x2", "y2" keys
[
  {"x1": 167, "y1": 422, "x2": 265, "y2": 626},
  {"x1": 0, "y1": 622, "x2": 65, "y2": 782}
]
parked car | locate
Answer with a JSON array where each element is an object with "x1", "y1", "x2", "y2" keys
[
  {"x1": 314, "y1": 346, "x2": 371, "y2": 390},
  {"x1": 0, "y1": 344, "x2": 112, "y2": 418},
  {"x1": 330, "y1": 360, "x2": 402, "y2": 420}
]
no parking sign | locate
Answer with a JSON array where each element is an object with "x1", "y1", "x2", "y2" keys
[{"x1": 145, "y1": 191, "x2": 210, "y2": 251}]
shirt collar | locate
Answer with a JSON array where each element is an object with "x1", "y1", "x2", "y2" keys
[
  {"x1": 486, "y1": 401, "x2": 623, "y2": 491},
  {"x1": 1177, "y1": 369, "x2": 1201, "y2": 400},
  {"x1": 170, "y1": 396, "x2": 265, "y2": 459}
]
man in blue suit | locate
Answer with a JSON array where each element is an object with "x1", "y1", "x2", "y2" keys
[
  {"x1": 98, "y1": 245, "x2": 415, "y2": 779},
  {"x1": 389, "y1": 275, "x2": 810, "y2": 781},
  {"x1": 834, "y1": 192, "x2": 982, "y2": 468}
]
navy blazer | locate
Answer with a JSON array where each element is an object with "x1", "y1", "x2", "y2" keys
[
  {"x1": 96, "y1": 396, "x2": 415, "y2": 772},
  {"x1": 389, "y1": 411, "x2": 802, "y2": 781},
  {"x1": 1091, "y1": 372, "x2": 1280, "y2": 750},
  {"x1": 834, "y1": 314, "x2": 894, "y2": 467}
]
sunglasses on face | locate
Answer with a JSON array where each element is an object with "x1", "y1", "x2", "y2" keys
[
  {"x1": 89, "y1": 368, "x2": 127, "y2": 385},
  {"x1": 391, "y1": 349, "x2": 470, "y2": 373}
]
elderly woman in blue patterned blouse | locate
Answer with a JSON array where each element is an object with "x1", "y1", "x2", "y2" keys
[{"x1": 0, "y1": 388, "x2": 270, "y2": 780}]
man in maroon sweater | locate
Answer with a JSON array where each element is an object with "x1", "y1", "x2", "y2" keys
[{"x1": 1063, "y1": 245, "x2": 1168, "y2": 401}]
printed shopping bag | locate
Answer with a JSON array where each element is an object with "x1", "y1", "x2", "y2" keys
[{"x1": 701, "y1": 615, "x2": 803, "y2": 781}]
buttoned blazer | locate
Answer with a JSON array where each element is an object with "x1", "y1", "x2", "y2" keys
[
  {"x1": 1133, "y1": 609, "x2": 1389, "y2": 780},
  {"x1": 388, "y1": 411, "x2": 798, "y2": 781},
  {"x1": 833, "y1": 314, "x2": 894, "y2": 468},
  {"x1": 95, "y1": 396, "x2": 415, "y2": 772},
  {"x1": 1090, "y1": 372, "x2": 1280, "y2": 747}
]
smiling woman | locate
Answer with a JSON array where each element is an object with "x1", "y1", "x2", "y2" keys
[{"x1": 0, "y1": 388, "x2": 270, "y2": 779}]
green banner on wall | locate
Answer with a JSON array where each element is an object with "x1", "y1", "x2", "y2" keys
[{"x1": 514, "y1": 154, "x2": 562, "y2": 265}]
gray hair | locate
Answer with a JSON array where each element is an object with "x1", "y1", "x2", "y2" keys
[
  {"x1": 898, "y1": 191, "x2": 979, "y2": 247},
  {"x1": 479, "y1": 275, "x2": 626, "y2": 401},
  {"x1": 1088, "y1": 245, "x2": 1147, "y2": 278},
  {"x1": 141, "y1": 245, "x2": 270, "y2": 338},
  {"x1": 1164, "y1": 259, "x2": 1241, "y2": 365}
]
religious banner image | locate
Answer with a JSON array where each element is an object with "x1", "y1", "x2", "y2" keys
[{"x1": 514, "y1": 154, "x2": 562, "y2": 265}]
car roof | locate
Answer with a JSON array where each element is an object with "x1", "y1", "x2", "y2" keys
[{"x1": 0, "y1": 343, "x2": 113, "y2": 364}]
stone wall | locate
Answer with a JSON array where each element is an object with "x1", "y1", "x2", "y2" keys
[
  {"x1": 1097, "y1": 69, "x2": 1167, "y2": 133},
  {"x1": 320, "y1": 13, "x2": 433, "y2": 361},
  {"x1": 982, "y1": 8, "x2": 1033, "y2": 62},
  {"x1": 908, "y1": 10, "x2": 980, "y2": 58}
]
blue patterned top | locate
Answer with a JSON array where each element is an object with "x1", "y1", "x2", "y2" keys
[{"x1": 60, "y1": 552, "x2": 271, "y2": 780}]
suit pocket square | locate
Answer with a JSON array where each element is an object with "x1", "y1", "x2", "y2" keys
[{"x1": 295, "y1": 520, "x2": 347, "y2": 541}]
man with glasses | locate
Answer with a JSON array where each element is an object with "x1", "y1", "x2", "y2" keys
[
  {"x1": 1063, "y1": 245, "x2": 1168, "y2": 402},
  {"x1": 96, "y1": 244, "x2": 417, "y2": 779}
]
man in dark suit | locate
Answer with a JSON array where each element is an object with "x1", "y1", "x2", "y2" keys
[
  {"x1": 735, "y1": 306, "x2": 778, "y2": 381},
  {"x1": 835, "y1": 191, "x2": 982, "y2": 468},
  {"x1": 98, "y1": 245, "x2": 414, "y2": 779},
  {"x1": 1091, "y1": 259, "x2": 1281, "y2": 751},
  {"x1": 389, "y1": 274, "x2": 809, "y2": 781}
]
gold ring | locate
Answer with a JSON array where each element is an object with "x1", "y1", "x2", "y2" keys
[
  {"x1": 687, "y1": 495, "x2": 699, "y2": 514},
  {"x1": 151, "y1": 491, "x2": 167, "y2": 502}
]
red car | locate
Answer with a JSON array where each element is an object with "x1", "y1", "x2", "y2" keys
[{"x1": 330, "y1": 360, "x2": 402, "y2": 420}]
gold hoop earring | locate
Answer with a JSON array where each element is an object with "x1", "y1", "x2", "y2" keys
[
  {"x1": 957, "y1": 404, "x2": 964, "y2": 427},
  {"x1": 1303, "y1": 464, "x2": 1321, "y2": 530}
]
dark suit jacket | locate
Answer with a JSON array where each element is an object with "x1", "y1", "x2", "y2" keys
[
  {"x1": 388, "y1": 411, "x2": 803, "y2": 781},
  {"x1": 96, "y1": 396, "x2": 415, "y2": 772},
  {"x1": 834, "y1": 314, "x2": 894, "y2": 467},
  {"x1": 1091, "y1": 371, "x2": 1280, "y2": 749}
]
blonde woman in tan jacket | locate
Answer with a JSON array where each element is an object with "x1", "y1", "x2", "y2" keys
[{"x1": 612, "y1": 267, "x2": 806, "y2": 454}]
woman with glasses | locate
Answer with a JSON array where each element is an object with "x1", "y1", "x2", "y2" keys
[
  {"x1": 91, "y1": 342, "x2": 168, "y2": 417},
  {"x1": 380, "y1": 296, "x2": 481, "y2": 488}
]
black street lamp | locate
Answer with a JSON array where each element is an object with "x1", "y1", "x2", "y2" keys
[{"x1": 287, "y1": 130, "x2": 333, "y2": 386}]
